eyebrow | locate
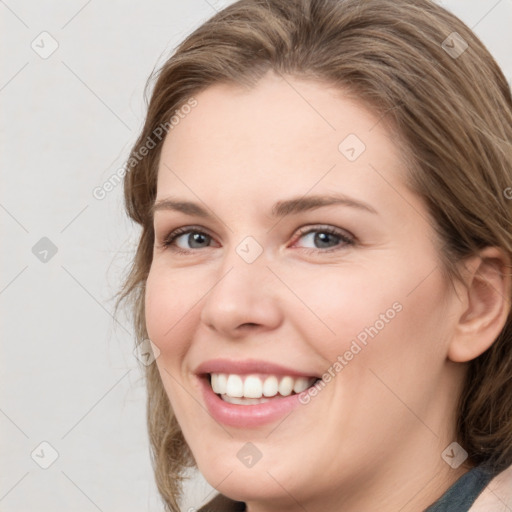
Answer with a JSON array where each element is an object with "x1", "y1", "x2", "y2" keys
[{"x1": 151, "y1": 194, "x2": 378, "y2": 219}]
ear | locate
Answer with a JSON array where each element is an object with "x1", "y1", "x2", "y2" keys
[{"x1": 448, "y1": 246, "x2": 511, "y2": 363}]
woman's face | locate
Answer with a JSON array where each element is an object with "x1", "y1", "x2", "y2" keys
[{"x1": 145, "y1": 72, "x2": 468, "y2": 509}]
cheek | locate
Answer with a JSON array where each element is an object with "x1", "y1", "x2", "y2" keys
[
  {"x1": 334, "y1": 263, "x2": 454, "y2": 406},
  {"x1": 144, "y1": 264, "x2": 199, "y2": 361},
  {"x1": 144, "y1": 266, "x2": 206, "y2": 420},
  {"x1": 286, "y1": 257, "x2": 450, "y2": 370},
  {"x1": 283, "y1": 264, "x2": 406, "y2": 358}
]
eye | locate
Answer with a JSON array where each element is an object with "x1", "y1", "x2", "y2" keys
[
  {"x1": 292, "y1": 225, "x2": 355, "y2": 252},
  {"x1": 157, "y1": 224, "x2": 355, "y2": 255},
  {"x1": 158, "y1": 226, "x2": 218, "y2": 254}
]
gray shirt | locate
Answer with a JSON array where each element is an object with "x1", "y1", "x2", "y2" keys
[{"x1": 425, "y1": 465, "x2": 497, "y2": 511}]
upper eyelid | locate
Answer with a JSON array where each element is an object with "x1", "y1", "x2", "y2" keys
[
  {"x1": 158, "y1": 224, "x2": 349, "y2": 237},
  {"x1": 159, "y1": 225, "x2": 215, "y2": 240}
]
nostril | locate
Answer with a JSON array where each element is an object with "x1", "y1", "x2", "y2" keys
[{"x1": 241, "y1": 323, "x2": 259, "y2": 328}]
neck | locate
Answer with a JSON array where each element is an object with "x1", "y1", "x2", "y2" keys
[{"x1": 244, "y1": 435, "x2": 474, "y2": 512}]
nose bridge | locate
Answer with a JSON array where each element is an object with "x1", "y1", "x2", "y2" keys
[
  {"x1": 213, "y1": 233, "x2": 270, "y2": 295},
  {"x1": 199, "y1": 238, "x2": 282, "y2": 335}
]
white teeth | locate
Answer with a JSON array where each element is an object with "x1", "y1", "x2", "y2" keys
[
  {"x1": 278, "y1": 376, "x2": 294, "y2": 396},
  {"x1": 293, "y1": 377, "x2": 310, "y2": 393},
  {"x1": 211, "y1": 373, "x2": 220, "y2": 393},
  {"x1": 263, "y1": 375, "x2": 278, "y2": 397},
  {"x1": 226, "y1": 374, "x2": 243, "y2": 397},
  {"x1": 222, "y1": 395, "x2": 272, "y2": 405},
  {"x1": 244, "y1": 375, "x2": 263, "y2": 398},
  {"x1": 209, "y1": 373, "x2": 316, "y2": 400},
  {"x1": 217, "y1": 373, "x2": 227, "y2": 393}
]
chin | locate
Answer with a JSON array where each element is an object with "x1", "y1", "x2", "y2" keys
[{"x1": 197, "y1": 449, "x2": 304, "y2": 503}]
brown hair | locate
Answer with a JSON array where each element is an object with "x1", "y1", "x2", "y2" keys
[{"x1": 115, "y1": 0, "x2": 512, "y2": 509}]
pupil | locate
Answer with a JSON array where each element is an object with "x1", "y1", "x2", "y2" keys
[
  {"x1": 189, "y1": 233, "x2": 208, "y2": 248},
  {"x1": 315, "y1": 232, "x2": 337, "y2": 248}
]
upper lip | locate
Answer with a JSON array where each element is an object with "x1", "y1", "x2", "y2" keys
[{"x1": 195, "y1": 358, "x2": 320, "y2": 378}]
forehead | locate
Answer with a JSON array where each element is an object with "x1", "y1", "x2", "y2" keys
[{"x1": 156, "y1": 72, "x2": 410, "y2": 210}]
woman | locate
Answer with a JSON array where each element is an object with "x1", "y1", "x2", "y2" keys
[{"x1": 116, "y1": 0, "x2": 512, "y2": 510}]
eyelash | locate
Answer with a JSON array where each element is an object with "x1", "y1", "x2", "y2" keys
[{"x1": 158, "y1": 225, "x2": 355, "y2": 255}]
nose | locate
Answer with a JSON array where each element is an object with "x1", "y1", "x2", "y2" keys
[{"x1": 199, "y1": 251, "x2": 283, "y2": 339}]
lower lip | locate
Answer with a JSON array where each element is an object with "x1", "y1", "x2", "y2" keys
[{"x1": 199, "y1": 376, "x2": 305, "y2": 428}]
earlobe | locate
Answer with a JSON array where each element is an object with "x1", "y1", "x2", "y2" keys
[{"x1": 448, "y1": 247, "x2": 511, "y2": 363}]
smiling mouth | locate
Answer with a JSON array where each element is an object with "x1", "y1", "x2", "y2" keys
[{"x1": 207, "y1": 373, "x2": 320, "y2": 405}]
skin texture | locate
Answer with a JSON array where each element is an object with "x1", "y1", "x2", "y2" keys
[{"x1": 144, "y1": 71, "x2": 510, "y2": 512}]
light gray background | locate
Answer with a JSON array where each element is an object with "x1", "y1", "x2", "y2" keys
[{"x1": 1, "y1": 1, "x2": 511, "y2": 511}]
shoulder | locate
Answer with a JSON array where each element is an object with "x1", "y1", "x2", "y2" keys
[{"x1": 470, "y1": 464, "x2": 512, "y2": 511}]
